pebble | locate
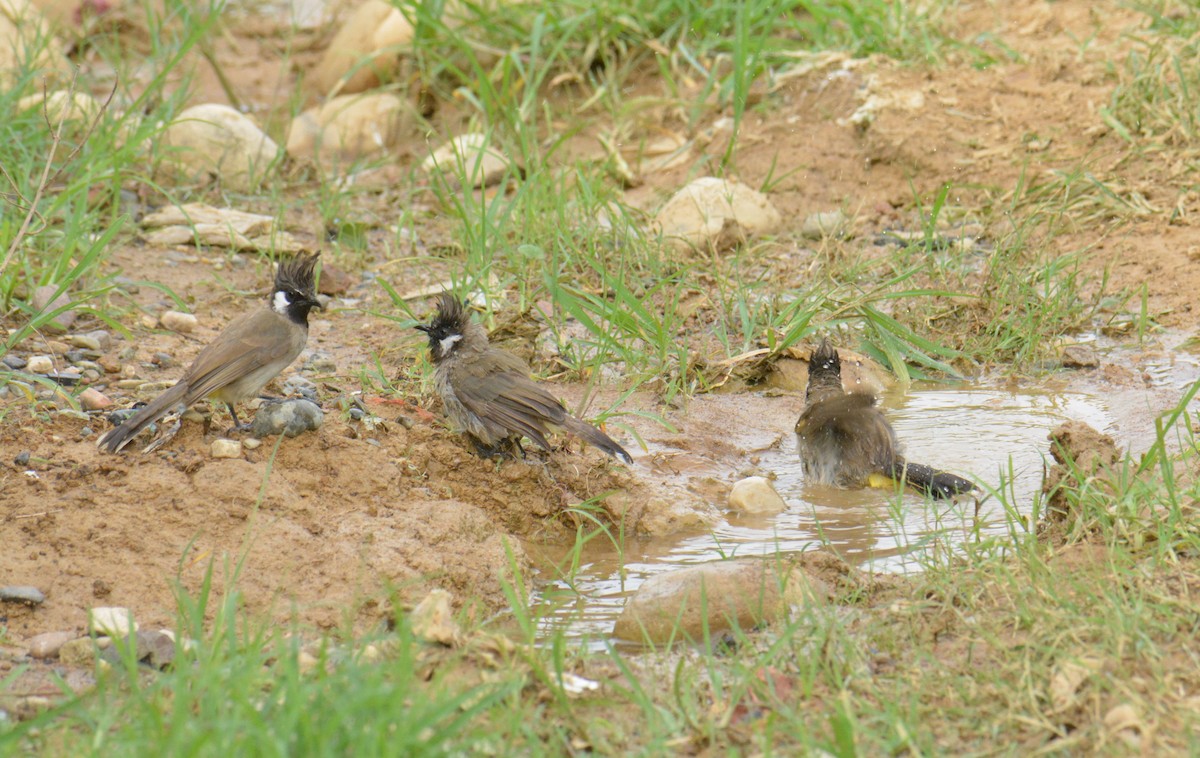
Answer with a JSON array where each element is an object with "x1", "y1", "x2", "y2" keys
[
  {"x1": 1062, "y1": 344, "x2": 1099, "y2": 369},
  {"x1": 3, "y1": 354, "x2": 26, "y2": 369},
  {"x1": 27, "y1": 355, "x2": 54, "y2": 374},
  {"x1": 79, "y1": 388, "x2": 113, "y2": 411},
  {"x1": 801, "y1": 210, "x2": 849, "y2": 239},
  {"x1": 58, "y1": 637, "x2": 97, "y2": 668},
  {"x1": 14, "y1": 451, "x2": 30, "y2": 466},
  {"x1": 46, "y1": 370, "x2": 81, "y2": 386},
  {"x1": 410, "y1": 589, "x2": 461, "y2": 646},
  {"x1": 160, "y1": 311, "x2": 198, "y2": 333},
  {"x1": 210, "y1": 439, "x2": 243, "y2": 459},
  {"x1": 115, "y1": 379, "x2": 146, "y2": 390},
  {"x1": 46, "y1": 340, "x2": 70, "y2": 355},
  {"x1": 242, "y1": 438, "x2": 262, "y2": 450},
  {"x1": 27, "y1": 630, "x2": 75, "y2": 659},
  {"x1": 88, "y1": 607, "x2": 138, "y2": 637},
  {"x1": 64, "y1": 350, "x2": 86, "y2": 364},
  {"x1": 97, "y1": 354, "x2": 122, "y2": 373},
  {"x1": 303, "y1": 352, "x2": 337, "y2": 373},
  {"x1": 32, "y1": 284, "x2": 76, "y2": 331},
  {"x1": 0, "y1": 586, "x2": 46, "y2": 606},
  {"x1": 250, "y1": 399, "x2": 324, "y2": 438},
  {"x1": 655, "y1": 177, "x2": 782, "y2": 254},
  {"x1": 151, "y1": 352, "x2": 175, "y2": 367},
  {"x1": 728, "y1": 476, "x2": 788, "y2": 514},
  {"x1": 68, "y1": 334, "x2": 102, "y2": 351}
]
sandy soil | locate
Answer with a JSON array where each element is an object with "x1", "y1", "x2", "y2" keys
[{"x1": 4, "y1": 0, "x2": 1200, "y2": 647}]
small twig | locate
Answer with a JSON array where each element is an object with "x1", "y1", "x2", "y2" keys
[{"x1": 14, "y1": 509, "x2": 63, "y2": 519}]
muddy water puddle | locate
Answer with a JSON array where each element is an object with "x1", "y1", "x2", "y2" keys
[{"x1": 531, "y1": 385, "x2": 1116, "y2": 646}]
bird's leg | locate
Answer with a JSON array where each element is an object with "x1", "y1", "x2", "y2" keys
[
  {"x1": 469, "y1": 436, "x2": 507, "y2": 460},
  {"x1": 224, "y1": 403, "x2": 253, "y2": 435}
]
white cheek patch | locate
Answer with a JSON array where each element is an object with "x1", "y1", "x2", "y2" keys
[
  {"x1": 439, "y1": 333, "x2": 463, "y2": 355},
  {"x1": 273, "y1": 291, "x2": 291, "y2": 315}
]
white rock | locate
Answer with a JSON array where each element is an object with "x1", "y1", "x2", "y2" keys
[
  {"x1": 159, "y1": 310, "x2": 197, "y2": 333},
  {"x1": 88, "y1": 606, "x2": 137, "y2": 636},
  {"x1": 210, "y1": 439, "x2": 243, "y2": 459},
  {"x1": 422, "y1": 133, "x2": 512, "y2": 189},
  {"x1": 288, "y1": 93, "x2": 413, "y2": 164},
  {"x1": 27, "y1": 355, "x2": 54, "y2": 373},
  {"x1": 161, "y1": 104, "x2": 279, "y2": 192},
  {"x1": 0, "y1": 0, "x2": 68, "y2": 86},
  {"x1": 655, "y1": 177, "x2": 782, "y2": 253},
  {"x1": 728, "y1": 476, "x2": 787, "y2": 514},
  {"x1": 800, "y1": 210, "x2": 848, "y2": 240},
  {"x1": 309, "y1": 0, "x2": 411, "y2": 97},
  {"x1": 410, "y1": 589, "x2": 461, "y2": 646},
  {"x1": 16, "y1": 90, "x2": 100, "y2": 124}
]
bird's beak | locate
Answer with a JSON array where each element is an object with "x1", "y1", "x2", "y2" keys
[{"x1": 414, "y1": 323, "x2": 430, "y2": 333}]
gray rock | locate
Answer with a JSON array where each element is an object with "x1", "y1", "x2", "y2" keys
[
  {"x1": 250, "y1": 399, "x2": 324, "y2": 438},
  {"x1": 2, "y1": 355, "x2": 26, "y2": 370},
  {"x1": 0, "y1": 586, "x2": 46, "y2": 606},
  {"x1": 27, "y1": 630, "x2": 75, "y2": 659},
  {"x1": 13, "y1": 451, "x2": 30, "y2": 466},
  {"x1": 99, "y1": 630, "x2": 175, "y2": 670},
  {"x1": 303, "y1": 352, "x2": 337, "y2": 374},
  {"x1": 68, "y1": 334, "x2": 102, "y2": 351},
  {"x1": 282, "y1": 375, "x2": 319, "y2": 402},
  {"x1": 64, "y1": 350, "x2": 86, "y2": 364}
]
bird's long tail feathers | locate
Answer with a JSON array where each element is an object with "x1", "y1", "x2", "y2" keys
[
  {"x1": 97, "y1": 383, "x2": 189, "y2": 453},
  {"x1": 564, "y1": 416, "x2": 633, "y2": 464},
  {"x1": 886, "y1": 459, "x2": 977, "y2": 499}
]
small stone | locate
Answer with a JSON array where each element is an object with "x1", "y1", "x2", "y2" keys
[
  {"x1": 728, "y1": 476, "x2": 787, "y2": 514},
  {"x1": 97, "y1": 354, "x2": 122, "y2": 373},
  {"x1": 86, "y1": 330, "x2": 112, "y2": 350},
  {"x1": 303, "y1": 352, "x2": 337, "y2": 373},
  {"x1": 46, "y1": 370, "x2": 81, "y2": 386},
  {"x1": 64, "y1": 350, "x2": 86, "y2": 364},
  {"x1": 151, "y1": 352, "x2": 175, "y2": 368},
  {"x1": 800, "y1": 210, "x2": 848, "y2": 240},
  {"x1": 410, "y1": 589, "x2": 462, "y2": 646},
  {"x1": 250, "y1": 399, "x2": 324, "y2": 438},
  {"x1": 58, "y1": 637, "x2": 97, "y2": 668},
  {"x1": 115, "y1": 379, "x2": 146, "y2": 390},
  {"x1": 32, "y1": 285, "x2": 76, "y2": 331},
  {"x1": 27, "y1": 631, "x2": 75, "y2": 659},
  {"x1": 88, "y1": 607, "x2": 138, "y2": 637},
  {"x1": 68, "y1": 334, "x2": 102, "y2": 351},
  {"x1": 0, "y1": 586, "x2": 46, "y2": 606},
  {"x1": 27, "y1": 355, "x2": 54, "y2": 374},
  {"x1": 297, "y1": 650, "x2": 320, "y2": 675},
  {"x1": 210, "y1": 439, "x2": 243, "y2": 459},
  {"x1": 79, "y1": 388, "x2": 113, "y2": 411},
  {"x1": 422, "y1": 133, "x2": 513, "y2": 189},
  {"x1": 160, "y1": 311, "x2": 198, "y2": 333},
  {"x1": 1062, "y1": 344, "x2": 1099, "y2": 369},
  {"x1": 46, "y1": 340, "x2": 70, "y2": 355},
  {"x1": 3, "y1": 354, "x2": 27, "y2": 369},
  {"x1": 14, "y1": 451, "x2": 30, "y2": 466},
  {"x1": 242, "y1": 438, "x2": 262, "y2": 450}
]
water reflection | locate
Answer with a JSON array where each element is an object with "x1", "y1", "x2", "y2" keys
[{"x1": 533, "y1": 386, "x2": 1115, "y2": 646}]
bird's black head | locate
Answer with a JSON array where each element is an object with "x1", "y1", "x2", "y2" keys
[
  {"x1": 271, "y1": 253, "x2": 322, "y2": 326},
  {"x1": 805, "y1": 337, "x2": 844, "y2": 404},
  {"x1": 414, "y1": 292, "x2": 469, "y2": 363}
]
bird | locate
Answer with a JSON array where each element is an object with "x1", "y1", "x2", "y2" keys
[
  {"x1": 98, "y1": 253, "x2": 321, "y2": 453},
  {"x1": 794, "y1": 337, "x2": 976, "y2": 499},
  {"x1": 414, "y1": 293, "x2": 632, "y2": 463}
]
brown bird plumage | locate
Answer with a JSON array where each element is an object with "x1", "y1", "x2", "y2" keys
[
  {"x1": 98, "y1": 254, "x2": 321, "y2": 453},
  {"x1": 415, "y1": 293, "x2": 632, "y2": 463},
  {"x1": 794, "y1": 337, "x2": 976, "y2": 498}
]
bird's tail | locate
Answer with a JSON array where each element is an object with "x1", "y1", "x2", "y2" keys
[
  {"x1": 97, "y1": 382, "x2": 188, "y2": 453},
  {"x1": 564, "y1": 416, "x2": 633, "y2": 464},
  {"x1": 883, "y1": 459, "x2": 977, "y2": 499}
]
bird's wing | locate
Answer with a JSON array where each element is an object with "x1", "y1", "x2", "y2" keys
[
  {"x1": 451, "y1": 366, "x2": 566, "y2": 450},
  {"x1": 181, "y1": 310, "x2": 300, "y2": 402}
]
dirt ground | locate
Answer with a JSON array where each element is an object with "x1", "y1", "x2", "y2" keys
[{"x1": 4, "y1": 0, "x2": 1200, "y2": 646}]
